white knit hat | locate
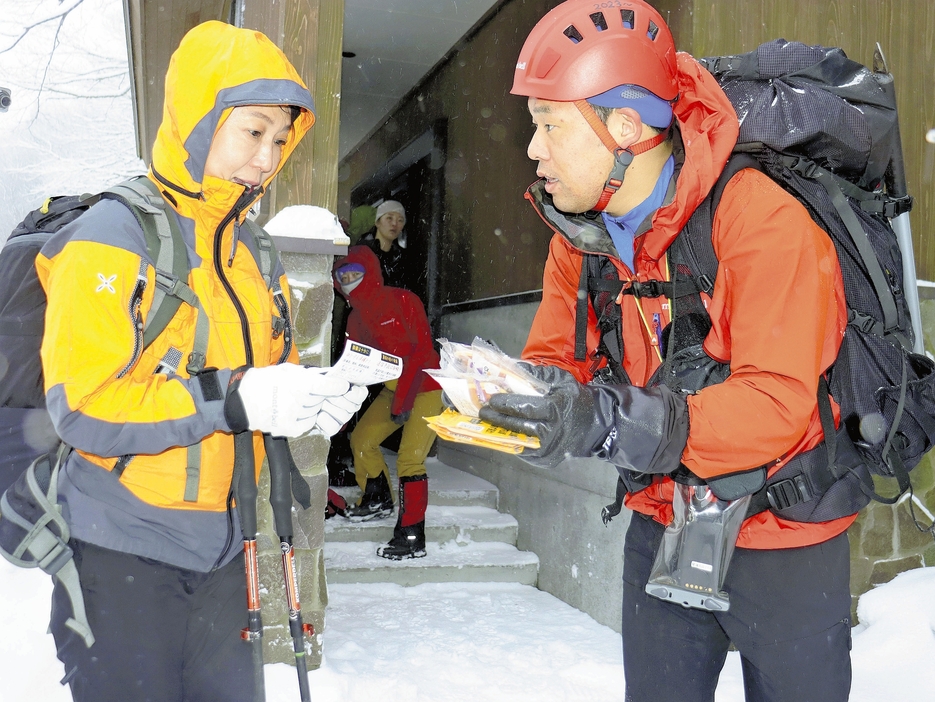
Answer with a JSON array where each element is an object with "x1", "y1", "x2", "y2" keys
[{"x1": 375, "y1": 199, "x2": 405, "y2": 225}]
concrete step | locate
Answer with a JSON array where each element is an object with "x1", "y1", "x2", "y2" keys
[
  {"x1": 324, "y1": 540, "x2": 539, "y2": 587},
  {"x1": 325, "y1": 505, "x2": 519, "y2": 544},
  {"x1": 330, "y1": 456, "x2": 500, "y2": 510}
]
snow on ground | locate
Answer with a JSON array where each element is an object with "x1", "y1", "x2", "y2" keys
[{"x1": 2, "y1": 556, "x2": 933, "y2": 702}]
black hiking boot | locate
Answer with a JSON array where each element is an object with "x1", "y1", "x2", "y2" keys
[
  {"x1": 376, "y1": 474, "x2": 428, "y2": 560},
  {"x1": 376, "y1": 522, "x2": 427, "y2": 560},
  {"x1": 345, "y1": 472, "x2": 394, "y2": 522},
  {"x1": 328, "y1": 461, "x2": 357, "y2": 487}
]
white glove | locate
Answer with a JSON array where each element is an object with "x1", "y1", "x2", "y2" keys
[
  {"x1": 236, "y1": 364, "x2": 350, "y2": 438},
  {"x1": 315, "y1": 384, "x2": 369, "y2": 437}
]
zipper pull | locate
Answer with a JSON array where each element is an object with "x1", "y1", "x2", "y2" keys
[{"x1": 228, "y1": 220, "x2": 241, "y2": 267}]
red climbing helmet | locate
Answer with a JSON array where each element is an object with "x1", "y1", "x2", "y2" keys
[{"x1": 511, "y1": 0, "x2": 678, "y2": 103}]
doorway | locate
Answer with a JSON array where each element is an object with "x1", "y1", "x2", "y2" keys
[{"x1": 349, "y1": 120, "x2": 447, "y2": 337}]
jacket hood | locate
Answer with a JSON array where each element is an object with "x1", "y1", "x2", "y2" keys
[
  {"x1": 642, "y1": 52, "x2": 739, "y2": 258},
  {"x1": 149, "y1": 21, "x2": 315, "y2": 210},
  {"x1": 527, "y1": 52, "x2": 739, "y2": 264},
  {"x1": 334, "y1": 245, "x2": 384, "y2": 302}
]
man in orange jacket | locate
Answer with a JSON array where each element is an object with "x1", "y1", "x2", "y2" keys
[{"x1": 480, "y1": 2, "x2": 852, "y2": 700}]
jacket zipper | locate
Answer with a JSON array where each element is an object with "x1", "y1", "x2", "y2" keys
[
  {"x1": 214, "y1": 188, "x2": 259, "y2": 366},
  {"x1": 116, "y1": 267, "x2": 148, "y2": 378},
  {"x1": 273, "y1": 291, "x2": 294, "y2": 364}
]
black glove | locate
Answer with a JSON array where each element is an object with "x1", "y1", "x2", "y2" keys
[
  {"x1": 391, "y1": 410, "x2": 411, "y2": 425},
  {"x1": 515, "y1": 360, "x2": 552, "y2": 383},
  {"x1": 441, "y1": 392, "x2": 456, "y2": 411},
  {"x1": 479, "y1": 365, "x2": 689, "y2": 472}
]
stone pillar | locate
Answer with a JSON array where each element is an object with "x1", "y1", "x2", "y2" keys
[{"x1": 255, "y1": 239, "x2": 346, "y2": 668}]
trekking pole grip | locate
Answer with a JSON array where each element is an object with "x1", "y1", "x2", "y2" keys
[
  {"x1": 264, "y1": 435, "x2": 294, "y2": 539},
  {"x1": 263, "y1": 434, "x2": 312, "y2": 702},
  {"x1": 233, "y1": 431, "x2": 266, "y2": 702}
]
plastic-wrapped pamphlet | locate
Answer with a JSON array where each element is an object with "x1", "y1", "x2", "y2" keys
[
  {"x1": 423, "y1": 337, "x2": 548, "y2": 453},
  {"x1": 644, "y1": 481, "x2": 751, "y2": 612}
]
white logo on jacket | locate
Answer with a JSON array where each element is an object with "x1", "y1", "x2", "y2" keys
[{"x1": 95, "y1": 273, "x2": 117, "y2": 293}]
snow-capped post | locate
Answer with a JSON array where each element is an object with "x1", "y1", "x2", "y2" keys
[{"x1": 255, "y1": 205, "x2": 349, "y2": 670}]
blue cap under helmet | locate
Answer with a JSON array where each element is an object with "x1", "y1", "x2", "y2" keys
[{"x1": 587, "y1": 84, "x2": 673, "y2": 129}]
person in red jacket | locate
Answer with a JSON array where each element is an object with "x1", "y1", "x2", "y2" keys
[
  {"x1": 333, "y1": 245, "x2": 442, "y2": 559},
  {"x1": 479, "y1": 2, "x2": 852, "y2": 700}
]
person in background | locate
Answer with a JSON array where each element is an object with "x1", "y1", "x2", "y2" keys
[
  {"x1": 347, "y1": 203, "x2": 376, "y2": 245},
  {"x1": 36, "y1": 21, "x2": 365, "y2": 701},
  {"x1": 360, "y1": 199, "x2": 411, "y2": 291},
  {"x1": 328, "y1": 198, "x2": 423, "y2": 487},
  {"x1": 333, "y1": 245, "x2": 442, "y2": 560},
  {"x1": 479, "y1": 1, "x2": 853, "y2": 701}
]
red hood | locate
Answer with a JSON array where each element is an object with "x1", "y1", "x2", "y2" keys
[
  {"x1": 333, "y1": 245, "x2": 384, "y2": 303},
  {"x1": 641, "y1": 52, "x2": 739, "y2": 260}
]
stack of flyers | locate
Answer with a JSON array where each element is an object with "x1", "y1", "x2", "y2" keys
[
  {"x1": 422, "y1": 338, "x2": 549, "y2": 455},
  {"x1": 424, "y1": 409, "x2": 540, "y2": 454},
  {"x1": 424, "y1": 337, "x2": 549, "y2": 418}
]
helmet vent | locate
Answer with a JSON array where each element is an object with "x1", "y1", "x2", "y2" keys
[
  {"x1": 620, "y1": 9, "x2": 635, "y2": 29},
  {"x1": 647, "y1": 21, "x2": 660, "y2": 40},
  {"x1": 589, "y1": 12, "x2": 608, "y2": 31},
  {"x1": 563, "y1": 25, "x2": 584, "y2": 44}
]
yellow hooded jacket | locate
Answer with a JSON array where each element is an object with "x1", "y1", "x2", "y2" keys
[{"x1": 35, "y1": 22, "x2": 315, "y2": 569}]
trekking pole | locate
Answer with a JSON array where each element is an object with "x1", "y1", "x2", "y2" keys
[
  {"x1": 234, "y1": 431, "x2": 267, "y2": 702},
  {"x1": 874, "y1": 43, "x2": 924, "y2": 354},
  {"x1": 264, "y1": 434, "x2": 313, "y2": 702}
]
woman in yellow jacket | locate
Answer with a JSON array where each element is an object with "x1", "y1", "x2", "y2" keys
[{"x1": 36, "y1": 22, "x2": 365, "y2": 701}]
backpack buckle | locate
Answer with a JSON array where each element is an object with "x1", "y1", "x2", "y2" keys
[
  {"x1": 787, "y1": 156, "x2": 818, "y2": 179},
  {"x1": 765, "y1": 475, "x2": 814, "y2": 511},
  {"x1": 884, "y1": 195, "x2": 913, "y2": 218},
  {"x1": 696, "y1": 274, "x2": 715, "y2": 295},
  {"x1": 186, "y1": 352, "x2": 206, "y2": 375},
  {"x1": 628, "y1": 280, "x2": 667, "y2": 298}
]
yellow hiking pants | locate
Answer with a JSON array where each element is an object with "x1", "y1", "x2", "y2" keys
[{"x1": 350, "y1": 387, "x2": 443, "y2": 491}]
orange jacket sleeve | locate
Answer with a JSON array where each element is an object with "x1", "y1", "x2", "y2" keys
[{"x1": 681, "y1": 169, "x2": 847, "y2": 478}]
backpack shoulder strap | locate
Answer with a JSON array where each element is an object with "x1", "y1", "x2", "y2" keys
[
  {"x1": 241, "y1": 217, "x2": 295, "y2": 364},
  {"x1": 240, "y1": 217, "x2": 277, "y2": 288},
  {"x1": 100, "y1": 179, "x2": 210, "y2": 501},
  {"x1": 100, "y1": 178, "x2": 190, "y2": 348},
  {"x1": 675, "y1": 151, "x2": 765, "y2": 293},
  {"x1": 101, "y1": 177, "x2": 212, "y2": 376}
]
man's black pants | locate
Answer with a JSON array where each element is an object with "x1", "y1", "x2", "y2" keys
[
  {"x1": 50, "y1": 540, "x2": 256, "y2": 702},
  {"x1": 622, "y1": 513, "x2": 852, "y2": 702}
]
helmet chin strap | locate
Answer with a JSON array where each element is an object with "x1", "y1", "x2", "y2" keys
[{"x1": 574, "y1": 100, "x2": 670, "y2": 213}]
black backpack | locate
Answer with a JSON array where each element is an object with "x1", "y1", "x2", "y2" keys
[
  {"x1": 588, "y1": 40, "x2": 935, "y2": 530},
  {"x1": 0, "y1": 178, "x2": 199, "y2": 494},
  {"x1": 0, "y1": 176, "x2": 290, "y2": 647}
]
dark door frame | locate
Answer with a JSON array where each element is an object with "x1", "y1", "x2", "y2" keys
[{"x1": 350, "y1": 119, "x2": 447, "y2": 336}]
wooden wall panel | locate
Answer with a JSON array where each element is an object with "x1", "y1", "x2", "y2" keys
[
  {"x1": 243, "y1": 0, "x2": 343, "y2": 215},
  {"x1": 126, "y1": 0, "x2": 343, "y2": 215},
  {"x1": 125, "y1": 0, "x2": 229, "y2": 163},
  {"x1": 690, "y1": 0, "x2": 935, "y2": 280},
  {"x1": 338, "y1": 0, "x2": 565, "y2": 304},
  {"x1": 297, "y1": 0, "x2": 344, "y2": 212}
]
